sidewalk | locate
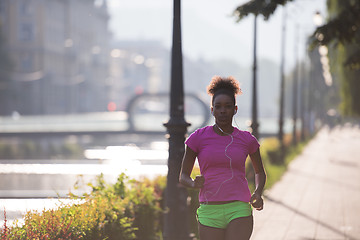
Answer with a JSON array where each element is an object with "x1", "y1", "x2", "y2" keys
[{"x1": 252, "y1": 124, "x2": 360, "y2": 240}]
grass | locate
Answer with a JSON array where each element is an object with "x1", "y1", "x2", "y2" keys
[{"x1": 255, "y1": 134, "x2": 311, "y2": 191}]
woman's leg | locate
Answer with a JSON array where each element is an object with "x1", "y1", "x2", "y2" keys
[
  {"x1": 198, "y1": 222, "x2": 225, "y2": 240},
  {"x1": 225, "y1": 215, "x2": 253, "y2": 240}
]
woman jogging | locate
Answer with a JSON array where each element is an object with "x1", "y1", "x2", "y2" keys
[{"x1": 179, "y1": 76, "x2": 266, "y2": 240}]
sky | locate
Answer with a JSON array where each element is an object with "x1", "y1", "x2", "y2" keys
[{"x1": 107, "y1": 0, "x2": 327, "y2": 71}]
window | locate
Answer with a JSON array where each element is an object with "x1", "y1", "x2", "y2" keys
[
  {"x1": 19, "y1": 0, "x2": 32, "y2": 16},
  {"x1": 19, "y1": 23, "x2": 34, "y2": 41},
  {"x1": 0, "y1": 1, "x2": 4, "y2": 13},
  {"x1": 20, "y1": 53, "x2": 33, "y2": 71}
]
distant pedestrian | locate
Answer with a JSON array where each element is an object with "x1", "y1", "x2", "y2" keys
[{"x1": 179, "y1": 76, "x2": 266, "y2": 240}]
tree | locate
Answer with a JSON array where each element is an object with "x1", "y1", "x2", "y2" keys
[
  {"x1": 324, "y1": 0, "x2": 360, "y2": 116},
  {"x1": 234, "y1": 0, "x2": 360, "y2": 116},
  {"x1": 233, "y1": 0, "x2": 360, "y2": 68},
  {"x1": 310, "y1": 0, "x2": 360, "y2": 69},
  {"x1": 234, "y1": 0, "x2": 293, "y2": 20}
]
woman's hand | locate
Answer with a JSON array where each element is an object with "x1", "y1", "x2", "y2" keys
[
  {"x1": 249, "y1": 149, "x2": 266, "y2": 211},
  {"x1": 179, "y1": 146, "x2": 200, "y2": 188},
  {"x1": 250, "y1": 192, "x2": 264, "y2": 211},
  {"x1": 192, "y1": 175, "x2": 205, "y2": 189}
]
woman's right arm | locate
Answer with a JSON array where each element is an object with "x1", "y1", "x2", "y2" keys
[{"x1": 179, "y1": 145, "x2": 204, "y2": 188}]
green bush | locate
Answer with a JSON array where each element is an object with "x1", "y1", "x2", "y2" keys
[
  {"x1": 0, "y1": 141, "x2": 17, "y2": 159},
  {"x1": 0, "y1": 140, "x2": 84, "y2": 160},
  {"x1": 262, "y1": 136, "x2": 310, "y2": 190},
  {"x1": 1, "y1": 173, "x2": 166, "y2": 240}
]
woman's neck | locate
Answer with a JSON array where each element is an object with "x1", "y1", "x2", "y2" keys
[{"x1": 214, "y1": 124, "x2": 233, "y2": 135}]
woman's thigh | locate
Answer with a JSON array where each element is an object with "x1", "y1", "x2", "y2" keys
[
  {"x1": 198, "y1": 222, "x2": 225, "y2": 240},
  {"x1": 225, "y1": 215, "x2": 253, "y2": 240}
]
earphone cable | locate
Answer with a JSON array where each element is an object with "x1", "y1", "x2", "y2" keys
[{"x1": 203, "y1": 124, "x2": 236, "y2": 204}]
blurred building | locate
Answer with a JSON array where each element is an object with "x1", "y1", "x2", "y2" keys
[
  {"x1": 108, "y1": 40, "x2": 221, "y2": 112},
  {"x1": 0, "y1": 0, "x2": 111, "y2": 115},
  {"x1": 0, "y1": 0, "x2": 277, "y2": 118},
  {"x1": 109, "y1": 40, "x2": 170, "y2": 110}
]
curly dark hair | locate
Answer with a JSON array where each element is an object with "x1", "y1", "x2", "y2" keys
[{"x1": 207, "y1": 76, "x2": 241, "y2": 105}]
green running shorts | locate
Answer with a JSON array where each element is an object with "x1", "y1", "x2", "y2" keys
[{"x1": 197, "y1": 201, "x2": 252, "y2": 229}]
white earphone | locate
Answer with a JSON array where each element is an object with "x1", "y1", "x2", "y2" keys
[{"x1": 204, "y1": 123, "x2": 236, "y2": 203}]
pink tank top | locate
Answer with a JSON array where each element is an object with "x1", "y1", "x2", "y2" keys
[{"x1": 185, "y1": 126, "x2": 260, "y2": 203}]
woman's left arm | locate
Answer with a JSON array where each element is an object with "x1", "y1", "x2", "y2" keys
[{"x1": 249, "y1": 148, "x2": 266, "y2": 210}]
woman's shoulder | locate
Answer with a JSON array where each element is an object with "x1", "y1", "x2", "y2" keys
[
  {"x1": 186, "y1": 126, "x2": 212, "y2": 148},
  {"x1": 234, "y1": 127, "x2": 249, "y2": 134},
  {"x1": 234, "y1": 128, "x2": 260, "y2": 149},
  {"x1": 234, "y1": 128, "x2": 257, "y2": 139}
]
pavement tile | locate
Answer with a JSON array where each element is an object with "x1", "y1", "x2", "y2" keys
[{"x1": 251, "y1": 124, "x2": 360, "y2": 240}]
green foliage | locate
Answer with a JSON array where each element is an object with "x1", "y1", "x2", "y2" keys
[
  {"x1": 0, "y1": 140, "x2": 84, "y2": 160},
  {"x1": 234, "y1": 0, "x2": 360, "y2": 116},
  {"x1": 2, "y1": 173, "x2": 167, "y2": 240},
  {"x1": 233, "y1": 0, "x2": 294, "y2": 20},
  {"x1": 234, "y1": 0, "x2": 360, "y2": 69},
  {"x1": 0, "y1": 21, "x2": 13, "y2": 115},
  {"x1": 323, "y1": 0, "x2": 360, "y2": 117},
  {"x1": 248, "y1": 135, "x2": 310, "y2": 191},
  {"x1": 0, "y1": 21, "x2": 12, "y2": 87},
  {"x1": 311, "y1": 0, "x2": 360, "y2": 49},
  {"x1": 0, "y1": 142, "x2": 17, "y2": 159},
  {"x1": 309, "y1": 0, "x2": 360, "y2": 94},
  {"x1": 61, "y1": 143, "x2": 84, "y2": 159},
  {"x1": 332, "y1": 41, "x2": 360, "y2": 117}
]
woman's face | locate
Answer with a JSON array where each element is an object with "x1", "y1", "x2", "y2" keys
[{"x1": 211, "y1": 94, "x2": 236, "y2": 126}]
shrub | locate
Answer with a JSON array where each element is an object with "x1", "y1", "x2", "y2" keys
[
  {"x1": 2, "y1": 208, "x2": 8, "y2": 240},
  {"x1": 1, "y1": 173, "x2": 166, "y2": 240},
  {"x1": 0, "y1": 140, "x2": 84, "y2": 160},
  {"x1": 3, "y1": 195, "x2": 136, "y2": 239}
]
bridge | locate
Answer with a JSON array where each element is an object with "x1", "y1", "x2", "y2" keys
[
  {"x1": 0, "y1": 93, "x2": 211, "y2": 138},
  {"x1": 0, "y1": 93, "x2": 284, "y2": 138}
]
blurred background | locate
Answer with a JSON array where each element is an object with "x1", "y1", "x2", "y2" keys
[{"x1": 0, "y1": 0, "x2": 352, "y2": 199}]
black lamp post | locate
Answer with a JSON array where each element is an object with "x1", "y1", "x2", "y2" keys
[
  {"x1": 292, "y1": 24, "x2": 299, "y2": 146},
  {"x1": 163, "y1": 0, "x2": 190, "y2": 239},
  {"x1": 251, "y1": 14, "x2": 259, "y2": 140},
  {"x1": 278, "y1": 7, "x2": 287, "y2": 161}
]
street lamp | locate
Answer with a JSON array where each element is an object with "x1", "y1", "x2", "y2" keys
[
  {"x1": 307, "y1": 11, "x2": 323, "y2": 134},
  {"x1": 278, "y1": 6, "x2": 287, "y2": 162},
  {"x1": 313, "y1": 11, "x2": 323, "y2": 27},
  {"x1": 163, "y1": 0, "x2": 190, "y2": 239},
  {"x1": 251, "y1": 14, "x2": 259, "y2": 140},
  {"x1": 292, "y1": 23, "x2": 299, "y2": 146}
]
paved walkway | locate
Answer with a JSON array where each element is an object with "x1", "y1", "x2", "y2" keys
[{"x1": 252, "y1": 123, "x2": 360, "y2": 240}]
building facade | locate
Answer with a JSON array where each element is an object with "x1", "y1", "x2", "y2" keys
[{"x1": 0, "y1": 0, "x2": 111, "y2": 115}]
